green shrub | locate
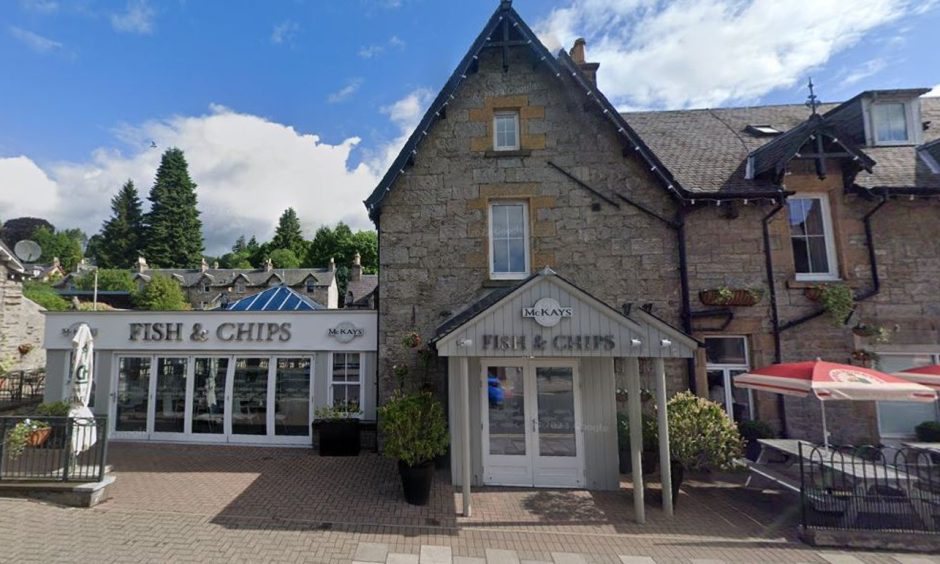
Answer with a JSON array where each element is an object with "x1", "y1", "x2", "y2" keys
[
  {"x1": 378, "y1": 391, "x2": 448, "y2": 467},
  {"x1": 738, "y1": 419, "x2": 775, "y2": 442},
  {"x1": 667, "y1": 391, "x2": 744, "y2": 471},
  {"x1": 35, "y1": 400, "x2": 71, "y2": 417},
  {"x1": 133, "y1": 274, "x2": 189, "y2": 311},
  {"x1": 616, "y1": 412, "x2": 659, "y2": 452},
  {"x1": 817, "y1": 283, "x2": 854, "y2": 327},
  {"x1": 23, "y1": 281, "x2": 69, "y2": 311},
  {"x1": 74, "y1": 269, "x2": 136, "y2": 292},
  {"x1": 915, "y1": 421, "x2": 940, "y2": 442}
]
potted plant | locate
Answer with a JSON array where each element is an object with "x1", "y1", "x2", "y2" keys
[
  {"x1": 737, "y1": 419, "x2": 775, "y2": 461},
  {"x1": 35, "y1": 400, "x2": 71, "y2": 448},
  {"x1": 616, "y1": 412, "x2": 659, "y2": 475},
  {"x1": 378, "y1": 391, "x2": 448, "y2": 505},
  {"x1": 852, "y1": 323, "x2": 892, "y2": 344},
  {"x1": 699, "y1": 286, "x2": 764, "y2": 307},
  {"x1": 402, "y1": 332, "x2": 422, "y2": 349},
  {"x1": 4, "y1": 418, "x2": 51, "y2": 460},
  {"x1": 667, "y1": 392, "x2": 744, "y2": 507},
  {"x1": 806, "y1": 284, "x2": 854, "y2": 326},
  {"x1": 313, "y1": 402, "x2": 362, "y2": 456}
]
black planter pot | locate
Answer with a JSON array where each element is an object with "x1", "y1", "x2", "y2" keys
[
  {"x1": 641, "y1": 450, "x2": 658, "y2": 475},
  {"x1": 670, "y1": 461, "x2": 684, "y2": 509},
  {"x1": 398, "y1": 460, "x2": 434, "y2": 506},
  {"x1": 618, "y1": 449, "x2": 631, "y2": 474},
  {"x1": 314, "y1": 419, "x2": 360, "y2": 456},
  {"x1": 745, "y1": 440, "x2": 762, "y2": 462}
]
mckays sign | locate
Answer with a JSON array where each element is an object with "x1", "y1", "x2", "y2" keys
[{"x1": 129, "y1": 321, "x2": 292, "y2": 343}]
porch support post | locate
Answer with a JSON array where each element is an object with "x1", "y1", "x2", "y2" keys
[
  {"x1": 459, "y1": 356, "x2": 472, "y2": 517},
  {"x1": 653, "y1": 357, "x2": 674, "y2": 517},
  {"x1": 625, "y1": 356, "x2": 645, "y2": 524}
]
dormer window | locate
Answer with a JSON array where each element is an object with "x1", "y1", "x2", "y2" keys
[
  {"x1": 493, "y1": 111, "x2": 520, "y2": 151},
  {"x1": 872, "y1": 102, "x2": 910, "y2": 144},
  {"x1": 305, "y1": 278, "x2": 316, "y2": 293},
  {"x1": 235, "y1": 281, "x2": 246, "y2": 293}
]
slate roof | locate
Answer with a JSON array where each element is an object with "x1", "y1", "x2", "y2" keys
[
  {"x1": 224, "y1": 285, "x2": 324, "y2": 311},
  {"x1": 132, "y1": 267, "x2": 335, "y2": 289},
  {"x1": 623, "y1": 96, "x2": 940, "y2": 194},
  {"x1": 345, "y1": 274, "x2": 378, "y2": 307}
]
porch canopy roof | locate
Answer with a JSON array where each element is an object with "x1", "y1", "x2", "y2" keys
[{"x1": 432, "y1": 267, "x2": 698, "y2": 359}]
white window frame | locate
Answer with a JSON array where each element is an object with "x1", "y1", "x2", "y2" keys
[
  {"x1": 493, "y1": 111, "x2": 520, "y2": 151},
  {"x1": 305, "y1": 278, "x2": 316, "y2": 293},
  {"x1": 328, "y1": 352, "x2": 363, "y2": 418},
  {"x1": 235, "y1": 281, "x2": 246, "y2": 293},
  {"x1": 863, "y1": 98, "x2": 922, "y2": 147},
  {"x1": 488, "y1": 200, "x2": 530, "y2": 280},
  {"x1": 788, "y1": 193, "x2": 840, "y2": 282},
  {"x1": 704, "y1": 336, "x2": 753, "y2": 421},
  {"x1": 875, "y1": 352, "x2": 940, "y2": 439}
]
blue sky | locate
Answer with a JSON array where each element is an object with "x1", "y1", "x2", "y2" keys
[{"x1": 1, "y1": 0, "x2": 938, "y2": 254}]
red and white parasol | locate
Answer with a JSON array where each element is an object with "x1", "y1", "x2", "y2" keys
[
  {"x1": 734, "y1": 360, "x2": 935, "y2": 448},
  {"x1": 893, "y1": 364, "x2": 940, "y2": 391}
]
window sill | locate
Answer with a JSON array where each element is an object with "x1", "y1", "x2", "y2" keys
[
  {"x1": 484, "y1": 149, "x2": 531, "y2": 158},
  {"x1": 786, "y1": 278, "x2": 860, "y2": 289}
]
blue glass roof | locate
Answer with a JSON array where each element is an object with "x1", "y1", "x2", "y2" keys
[{"x1": 225, "y1": 285, "x2": 324, "y2": 311}]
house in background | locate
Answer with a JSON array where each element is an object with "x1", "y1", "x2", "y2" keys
[{"x1": 0, "y1": 241, "x2": 45, "y2": 371}]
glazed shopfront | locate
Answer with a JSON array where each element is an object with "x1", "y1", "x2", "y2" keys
[{"x1": 42, "y1": 311, "x2": 376, "y2": 446}]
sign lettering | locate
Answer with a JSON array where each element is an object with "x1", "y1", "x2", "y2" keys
[
  {"x1": 129, "y1": 322, "x2": 292, "y2": 343},
  {"x1": 522, "y1": 297, "x2": 572, "y2": 327},
  {"x1": 328, "y1": 321, "x2": 365, "y2": 343},
  {"x1": 481, "y1": 334, "x2": 615, "y2": 351}
]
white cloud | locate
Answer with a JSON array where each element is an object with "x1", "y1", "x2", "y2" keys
[
  {"x1": 19, "y1": 0, "x2": 59, "y2": 13},
  {"x1": 327, "y1": 78, "x2": 364, "y2": 103},
  {"x1": 362, "y1": 88, "x2": 433, "y2": 174},
  {"x1": 842, "y1": 57, "x2": 888, "y2": 86},
  {"x1": 925, "y1": 84, "x2": 940, "y2": 97},
  {"x1": 0, "y1": 105, "x2": 382, "y2": 255},
  {"x1": 271, "y1": 20, "x2": 299, "y2": 45},
  {"x1": 8, "y1": 26, "x2": 62, "y2": 53},
  {"x1": 358, "y1": 35, "x2": 406, "y2": 59},
  {"x1": 110, "y1": 0, "x2": 155, "y2": 35},
  {"x1": 535, "y1": 0, "x2": 921, "y2": 109}
]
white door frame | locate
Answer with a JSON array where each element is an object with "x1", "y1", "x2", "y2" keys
[
  {"x1": 149, "y1": 355, "x2": 192, "y2": 442},
  {"x1": 480, "y1": 358, "x2": 585, "y2": 488},
  {"x1": 110, "y1": 353, "x2": 152, "y2": 440}
]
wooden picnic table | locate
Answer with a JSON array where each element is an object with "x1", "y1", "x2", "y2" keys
[{"x1": 904, "y1": 442, "x2": 940, "y2": 455}]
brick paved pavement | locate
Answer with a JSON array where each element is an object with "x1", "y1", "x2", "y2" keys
[{"x1": 0, "y1": 443, "x2": 936, "y2": 563}]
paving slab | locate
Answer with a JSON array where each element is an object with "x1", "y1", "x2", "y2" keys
[
  {"x1": 818, "y1": 554, "x2": 864, "y2": 564},
  {"x1": 551, "y1": 554, "x2": 587, "y2": 564},
  {"x1": 618, "y1": 557, "x2": 655, "y2": 564},
  {"x1": 486, "y1": 549, "x2": 521, "y2": 564},
  {"x1": 355, "y1": 542, "x2": 390, "y2": 563},
  {"x1": 420, "y1": 545, "x2": 453, "y2": 564},
  {"x1": 453, "y1": 558, "x2": 486, "y2": 564},
  {"x1": 387, "y1": 554, "x2": 420, "y2": 564}
]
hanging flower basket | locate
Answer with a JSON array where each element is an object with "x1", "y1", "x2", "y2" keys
[
  {"x1": 699, "y1": 288, "x2": 763, "y2": 307},
  {"x1": 804, "y1": 286, "x2": 824, "y2": 302},
  {"x1": 27, "y1": 426, "x2": 51, "y2": 447}
]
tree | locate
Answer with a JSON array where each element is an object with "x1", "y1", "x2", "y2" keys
[
  {"x1": 133, "y1": 274, "x2": 189, "y2": 311},
  {"x1": 142, "y1": 148, "x2": 203, "y2": 267},
  {"x1": 269, "y1": 248, "x2": 300, "y2": 269},
  {"x1": 32, "y1": 227, "x2": 84, "y2": 271},
  {"x1": 23, "y1": 281, "x2": 69, "y2": 311},
  {"x1": 94, "y1": 180, "x2": 144, "y2": 268},
  {"x1": 0, "y1": 217, "x2": 54, "y2": 248},
  {"x1": 270, "y1": 208, "x2": 307, "y2": 257},
  {"x1": 306, "y1": 223, "x2": 378, "y2": 272},
  {"x1": 74, "y1": 269, "x2": 137, "y2": 292}
]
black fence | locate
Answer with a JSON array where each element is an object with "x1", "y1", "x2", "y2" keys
[
  {"x1": 799, "y1": 442, "x2": 939, "y2": 534},
  {"x1": 0, "y1": 416, "x2": 108, "y2": 482},
  {"x1": 0, "y1": 370, "x2": 45, "y2": 411}
]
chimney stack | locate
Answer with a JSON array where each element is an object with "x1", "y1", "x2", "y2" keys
[
  {"x1": 350, "y1": 252, "x2": 362, "y2": 282},
  {"x1": 200, "y1": 257, "x2": 209, "y2": 273},
  {"x1": 137, "y1": 256, "x2": 148, "y2": 274},
  {"x1": 569, "y1": 38, "x2": 599, "y2": 86},
  {"x1": 264, "y1": 257, "x2": 273, "y2": 272},
  {"x1": 328, "y1": 257, "x2": 336, "y2": 272}
]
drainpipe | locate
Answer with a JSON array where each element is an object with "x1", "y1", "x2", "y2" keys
[
  {"x1": 374, "y1": 215, "x2": 382, "y2": 446},
  {"x1": 854, "y1": 195, "x2": 887, "y2": 302},
  {"x1": 675, "y1": 206, "x2": 698, "y2": 394},
  {"x1": 761, "y1": 200, "x2": 787, "y2": 436}
]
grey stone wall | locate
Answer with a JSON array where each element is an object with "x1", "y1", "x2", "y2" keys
[{"x1": 0, "y1": 263, "x2": 46, "y2": 372}]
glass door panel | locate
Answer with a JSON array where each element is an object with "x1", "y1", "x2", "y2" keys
[
  {"x1": 486, "y1": 366, "x2": 527, "y2": 455},
  {"x1": 153, "y1": 358, "x2": 187, "y2": 433},
  {"x1": 232, "y1": 358, "x2": 268, "y2": 435},
  {"x1": 115, "y1": 357, "x2": 151, "y2": 433},
  {"x1": 192, "y1": 357, "x2": 228, "y2": 435},
  {"x1": 274, "y1": 357, "x2": 311, "y2": 436},
  {"x1": 535, "y1": 367, "x2": 576, "y2": 457},
  {"x1": 729, "y1": 369, "x2": 751, "y2": 422}
]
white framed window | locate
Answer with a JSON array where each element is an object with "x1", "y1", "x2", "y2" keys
[
  {"x1": 704, "y1": 336, "x2": 753, "y2": 422},
  {"x1": 202, "y1": 282, "x2": 211, "y2": 293},
  {"x1": 305, "y1": 278, "x2": 316, "y2": 293},
  {"x1": 488, "y1": 201, "x2": 529, "y2": 279},
  {"x1": 235, "y1": 281, "x2": 246, "y2": 293},
  {"x1": 870, "y1": 102, "x2": 914, "y2": 145},
  {"x1": 787, "y1": 194, "x2": 839, "y2": 281},
  {"x1": 493, "y1": 111, "x2": 520, "y2": 151},
  {"x1": 875, "y1": 352, "x2": 940, "y2": 439},
  {"x1": 330, "y1": 352, "x2": 362, "y2": 414}
]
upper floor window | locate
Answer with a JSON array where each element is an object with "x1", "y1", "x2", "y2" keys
[
  {"x1": 489, "y1": 201, "x2": 529, "y2": 279},
  {"x1": 871, "y1": 102, "x2": 910, "y2": 145},
  {"x1": 493, "y1": 111, "x2": 520, "y2": 151},
  {"x1": 305, "y1": 278, "x2": 316, "y2": 293},
  {"x1": 201, "y1": 282, "x2": 211, "y2": 293},
  {"x1": 787, "y1": 195, "x2": 838, "y2": 281},
  {"x1": 235, "y1": 281, "x2": 246, "y2": 293}
]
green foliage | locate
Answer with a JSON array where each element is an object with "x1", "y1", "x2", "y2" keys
[
  {"x1": 915, "y1": 421, "x2": 940, "y2": 442},
  {"x1": 270, "y1": 208, "x2": 307, "y2": 258},
  {"x1": 737, "y1": 419, "x2": 775, "y2": 442},
  {"x1": 73, "y1": 269, "x2": 136, "y2": 292},
  {"x1": 36, "y1": 401, "x2": 71, "y2": 417},
  {"x1": 93, "y1": 180, "x2": 144, "y2": 268},
  {"x1": 306, "y1": 223, "x2": 378, "y2": 272},
  {"x1": 143, "y1": 148, "x2": 204, "y2": 268},
  {"x1": 817, "y1": 283, "x2": 854, "y2": 327},
  {"x1": 667, "y1": 391, "x2": 744, "y2": 471},
  {"x1": 0, "y1": 216, "x2": 54, "y2": 248},
  {"x1": 616, "y1": 412, "x2": 659, "y2": 452},
  {"x1": 269, "y1": 248, "x2": 301, "y2": 269},
  {"x1": 32, "y1": 226, "x2": 84, "y2": 271},
  {"x1": 4, "y1": 419, "x2": 49, "y2": 460},
  {"x1": 314, "y1": 403, "x2": 362, "y2": 420},
  {"x1": 378, "y1": 391, "x2": 449, "y2": 466},
  {"x1": 23, "y1": 281, "x2": 69, "y2": 311},
  {"x1": 133, "y1": 274, "x2": 189, "y2": 311}
]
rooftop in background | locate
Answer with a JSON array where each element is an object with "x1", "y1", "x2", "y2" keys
[{"x1": 223, "y1": 285, "x2": 324, "y2": 311}]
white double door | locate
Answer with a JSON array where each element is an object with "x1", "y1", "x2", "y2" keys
[
  {"x1": 111, "y1": 355, "x2": 313, "y2": 445},
  {"x1": 481, "y1": 359, "x2": 584, "y2": 488}
]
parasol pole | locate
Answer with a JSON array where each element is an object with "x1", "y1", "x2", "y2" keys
[{"x1": 820, "y1": 399, "x2": 829, "y2": 450}]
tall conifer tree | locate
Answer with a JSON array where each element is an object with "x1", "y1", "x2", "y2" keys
[
  {"x1": 270, "y1": 207, "x2": 306, "y2": 257},
  {"x1": 143, "y1": 148, "x2": 203, "y2": 267},
  {"x1": 95, "y1": 180, "x2": 144, "y2": 268}
]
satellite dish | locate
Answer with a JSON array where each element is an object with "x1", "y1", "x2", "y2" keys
[{"x1": 14, "y1": 240, "x2": 42, "y2": 262}]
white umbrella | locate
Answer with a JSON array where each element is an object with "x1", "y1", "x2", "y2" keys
[{"x1": 68, "y1": 323, "x2": 97, "y2": 454}]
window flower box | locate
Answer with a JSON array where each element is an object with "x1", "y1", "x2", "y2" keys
[{"x1": 699, "y1": 288, "x2": 763, "y2": 307}]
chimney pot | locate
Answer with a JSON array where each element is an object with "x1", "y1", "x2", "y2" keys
[
  {"x1": 137, "y1": 256, "x2": 148, "y2": 273},
  {"x1": 200, "y1": 257, "x2": 209, "y2": 272},
  {"x1": 350, "y1": 252, "x2": 362, "y2": 282},
  {"x1": 264, "y1": 258, "x2": 273, "y2": 272},
  {"x1": 569, "y1": 38, "x2": 599, "y2": 85},
  {"x1": 328, "y1": 257, "x2": 336, "y2": 272}
]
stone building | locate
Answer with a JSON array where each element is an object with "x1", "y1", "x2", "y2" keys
[
  {"x1": 366, "y1": 0, "x2": 940, "y2": 494},
  {"x1": 0, "y1": 241, "x2": 45, "y2": 371}
]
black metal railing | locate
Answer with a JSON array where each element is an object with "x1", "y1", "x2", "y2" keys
[
  {"x1": 0, "y1": 370, "x2": 45, "y2": 410},
  {"x1": 799, "y1": 442, "x2": 939, "y2": 534},
  {"x1": 0, "y1": 416, "x2": 108, "y2": 482}
]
